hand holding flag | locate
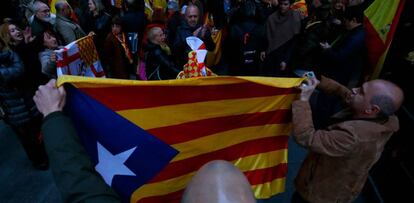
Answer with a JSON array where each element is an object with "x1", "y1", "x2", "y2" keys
[{"x1": 33, "y1": 79, "x2": 66, "y2": 117}]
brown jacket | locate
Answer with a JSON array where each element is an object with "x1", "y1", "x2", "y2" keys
[
  {"x1": 103, "y1": 33, "x2": 131, "y2": 79},
  {"x1": 292, "y1": 77, "x2": 399, "y2": 203}
]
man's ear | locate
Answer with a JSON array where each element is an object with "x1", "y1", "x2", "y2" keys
[{"x1": 365, "y1": 104, "x2": 381, "y2": 115}]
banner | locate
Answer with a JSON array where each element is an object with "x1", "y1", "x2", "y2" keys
[
  {"x1": 56, "y1": 36, "x2": 105, "y2": 78},
  {"x1": 58, "y1": 75, "x2": 304, "y2": 202}
]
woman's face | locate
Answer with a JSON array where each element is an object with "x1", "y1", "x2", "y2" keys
[
  {"x1": 8, "y1": 24, "x2": 23, "y2": 42},
  {"x1": 43, "y1": 32, "x2": 58, "y2": 49},
  {"x1": 88, "y1": 0, "x2": 96, "y2": 12},
  {"x1": 153, "y1": 29, "x2": 166, "y2": 45}
]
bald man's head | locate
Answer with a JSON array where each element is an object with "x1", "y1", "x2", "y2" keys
[
  {"x1": 349, "y1": 79, "x2": 404, "y2": 118},
  {"x1": 181, "y1": 160, "x2": 256, "y2": 203},
  {"x1": 369, "y1": 80, "x2": 404, "y2": 116}
]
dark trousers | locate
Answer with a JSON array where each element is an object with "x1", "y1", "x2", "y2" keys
[{"x1": 291, "y1": 191, "x2": 309, "y2": 203}]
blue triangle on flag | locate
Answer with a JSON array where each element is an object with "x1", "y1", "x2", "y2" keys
[{"x1": 64, "y1": 85, "x2": 178, "y2": 201}]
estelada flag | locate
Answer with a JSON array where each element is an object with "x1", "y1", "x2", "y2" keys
[
  {"x1": 56, "y1": 35, "x2": 106, "y2": 78},
  {"x1": 364, "y1": 0, "x2": 405, "y2": 79},
  {"x1": 57, "y1": 75, "x2": 304, "y2": 202}
]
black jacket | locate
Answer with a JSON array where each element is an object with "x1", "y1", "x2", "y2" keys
[
  {"x1": 145, "y1": 42, "x2": 180, "y2": 80},
  {"x1": 172, "y1": 21, "x2": 215, "y2": 67},
  {"x1": 84, "y1": 12, "x2": 112, "y2": 56},
  {"x1": 30, "y1": 16, "x2": 54, "y2": 37},
  {"x1": 0, "y1": 50, "x2": 39, "y2": 126}
]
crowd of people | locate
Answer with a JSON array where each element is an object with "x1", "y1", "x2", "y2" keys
[
  {"x1": 0, "y1": 0, "x2": 374, "y2": 80},
  {"x1": 0, "y1": 0, "x2": 407, "y2": 202}
]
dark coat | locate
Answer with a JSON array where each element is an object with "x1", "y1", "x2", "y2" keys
[
  {"x1": 320, "y1": 25, "x2": 367, "y2": 87},
  {"x1": 121, "y1": 10, "x2": 148, "y2": 54},
  {"x1": 172, "y1": 21, "x2": 215, "y2": 67},
  {"x1": 55, "y1": 15, "x2": 86, "y2": 44},
  {"x1": 121, "y1": 10, "x2": 148, "y2": 34},
  {"x1": 0, "y1": 50, "x2": 39, "y2": 126},
  {"x1": 11, "y1": 42, "x2": 49, "y2": 91},
  {"x1": 292, "y1": 76, "x2": 399, "y2": 203},
  {"x1": 166, "y1": 12, "x2": 182, "y2": 47},
  {"x1": 144, "y1": 42, "x2": 179, "y2": 80},
  {"x1": 290, "y1": 20, "x2": 331, "y2": 72},
  {"x1": 30, "y1": 16, "x2": 55, "y2": 37},
  {"x1": 226, "y1": 19, "x2": 265, "y2": 75},
  {"x1": 103, "y1": 33, "x2": 131, "y2": 79},
  {"x1": 84, "y1": 12, "x2": 112, "y2": 57}
]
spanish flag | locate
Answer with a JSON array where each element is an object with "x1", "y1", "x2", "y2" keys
[
  {"x1": 364, "y1": 0, "x2": 405, "y2": 79},
  {"x1": 58, "y1": 75, "x2": 303, "y2": 202}
]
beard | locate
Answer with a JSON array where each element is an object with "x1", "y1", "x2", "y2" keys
[
  {"x1": 39, "y1": 15, "x2": 52, "y2": 23},
  {"x1": 38, "y1": 14, "x2": 56, "y2": 24}
]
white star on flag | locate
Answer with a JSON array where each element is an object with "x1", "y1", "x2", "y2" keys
[{"x1": 95, "y1": 142, "x2": 137, "y2": 186}]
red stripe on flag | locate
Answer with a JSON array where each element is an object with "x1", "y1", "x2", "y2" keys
[
  {"x1": 385, "y1": 0, "x2": 405, "y2": 46},
  {"x1": 89, "y1": 63, "x2": 106, "y2": 77},
  {"x1": 79, "y1": 84, "x2": 298, "y2": 111},
  {"x1": 149, "y1": 136, "x2": 289, "y2": 183},
  {"x1": 149, "y1": 110, "x2": 291, "y2": 145},
  {"x1": 58, "y1": 50, "x2": 80, "y2": 67},
  {"x1": 364, "y1": 17, "x2": 386, "y2": 72},
  {"x1": 138, "y1": 163, "x2": 288, "y2": 203},
  {"x1": 245, "y1": 163, "x2": 288, "y2": 185}
]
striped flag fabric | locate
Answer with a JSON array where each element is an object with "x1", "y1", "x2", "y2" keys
[
  {"x1": 364, "y1": 0, "x2": 405, "y2": 79},
  {"x1": 58, "y1": 75, "x2": 303, "y2": 202},
  {"x1": 56, "y1": 35, "x2": 106, "y2": 78}
]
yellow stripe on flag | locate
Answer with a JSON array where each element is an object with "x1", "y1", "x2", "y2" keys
[
  {"x1": 252, "y1": 177, "x2": 286, "y2": 199},
  {"x1": 131, "y1": 173, "x2": 196, "y2": 202},
  {"x1": 206, "y1": 29, "x2": 223, "y2": 67},
  {"x1": 234, "y1": 149, "x2": 288, "y2": 171},
  {"x1": 57, "y1": 75, "x2": 304, "y2": 89},
  {"x1": 171, "y1": 124, "x2": 291, "y2": 162},
  {"x1": 131, "y1": 150, "x2": 287, "y2": 202},
  {"x1": 118, "y1": 94, "x2": 296, "y2": 130},
  {"x1": 371, "y1": 45, "x2": 391, "y2": 79}
]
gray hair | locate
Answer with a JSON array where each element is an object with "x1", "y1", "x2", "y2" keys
[
  {"x1": 147, "y1": 27, "x2": 162, "y2": 43},
  {"x1": 370, "y1": 95, "x2": 396, "y2": 116},
  {"x1": 32, "y1": 0, "x2": 49, "y2": 13}
]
